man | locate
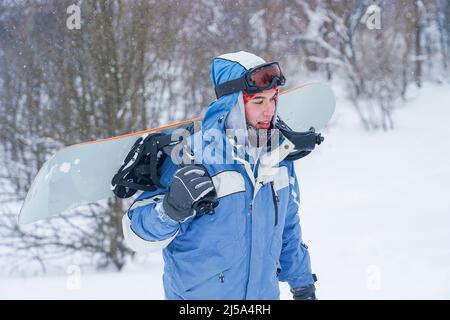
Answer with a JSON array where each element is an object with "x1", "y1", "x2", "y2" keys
[{"x1": 122, "y1": 51, "x2": 317, "y2": 300}]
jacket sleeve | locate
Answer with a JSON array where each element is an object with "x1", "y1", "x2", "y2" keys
[
  {"x1": 278, "y1": 162, "x2": 316, "y2": 289},
  {"x1": 121, "y1": 158, "x2": 185, "y2": 253}
]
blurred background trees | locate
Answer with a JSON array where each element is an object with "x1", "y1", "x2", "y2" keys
[{"x1": 0, "y1": 0, "x2": 448, "y2": 273}]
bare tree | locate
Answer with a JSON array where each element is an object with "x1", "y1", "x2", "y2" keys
[
  {"x1": 289, "y1": 0, "x2": 448, "y2": 130},
  {"x1": 0, "y1": 0, "x2": 188, "y2": 272}
]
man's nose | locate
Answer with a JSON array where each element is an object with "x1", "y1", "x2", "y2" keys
[{"x1": 263, "y1": 101, "x2": 276, "y2": 117}]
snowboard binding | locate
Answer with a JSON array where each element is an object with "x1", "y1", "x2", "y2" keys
[
  {"x1": 111, "y1": 133, "x2": 176, "y2": 198},
  {"x1": 276, "y1": 117, "x2": 324, "y2": 161}
]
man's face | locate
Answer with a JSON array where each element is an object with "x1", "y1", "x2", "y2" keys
[{"x1": 244, "y1": 89, "x2": 277, "y2": 129}]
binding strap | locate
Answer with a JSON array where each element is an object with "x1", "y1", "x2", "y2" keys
[
  {"x1": 111, "y1": 133, "x2": 175, "y2": 198},
  {"x1": 276, "y1": 118, "x2": 324, "y2": 161}
]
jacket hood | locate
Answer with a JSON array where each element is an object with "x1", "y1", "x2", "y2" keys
[{"x1": 202, "y1": 51, "x2": 266, "y2": 132}]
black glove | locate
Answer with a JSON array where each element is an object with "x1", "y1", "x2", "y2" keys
[
  {"x1": 163, "y1": 165, "x2": 218, "y2": 222},
  {"x1": 291, "y1": 284, "x2": 317, "y2": 300}
]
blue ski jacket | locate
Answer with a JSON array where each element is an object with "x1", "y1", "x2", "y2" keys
[{"x1": 122, "y1": 51, "x2": 315, "y2": 300}]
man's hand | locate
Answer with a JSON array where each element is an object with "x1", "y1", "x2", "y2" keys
[
  {"x1": 291, "y1": 284, "x2": 317, "y2": 300},
  {"x1": 163, "y1": 165, "x2": 218, "y2": 222}
]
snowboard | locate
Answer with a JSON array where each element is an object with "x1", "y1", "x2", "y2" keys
[{"x1": 18, "y1": 82, "x2": 335, "y2": 224}]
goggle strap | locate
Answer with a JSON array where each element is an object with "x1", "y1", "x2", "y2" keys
[{"x1": 215, "y1": 77, "x2": 247, "y2": 99}]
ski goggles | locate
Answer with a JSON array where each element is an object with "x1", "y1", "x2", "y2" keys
[{"x1": 215, "y1": 62, "x2": 286, "y2": 98}]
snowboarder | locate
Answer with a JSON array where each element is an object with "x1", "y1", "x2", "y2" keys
[{"x1": 122, "y1": 51, "x2": 317, "y2": 300}]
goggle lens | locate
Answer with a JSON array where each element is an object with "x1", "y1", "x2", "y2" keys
[{"x1": 248, "y1": 63, "x2": 284, "y2": 87}]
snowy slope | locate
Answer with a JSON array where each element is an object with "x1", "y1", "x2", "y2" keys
[
  {"x1": 296, "y1": 83, "x2": 450, "y2": 299},
  {"x1": 1, "y1": 83, "x2": 449, "y2": 299}
]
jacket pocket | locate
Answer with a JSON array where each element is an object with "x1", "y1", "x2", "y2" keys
[
  {"x1": 170, "y1": 239, "x2": 243, "y2": 293},
  {"x1": 276, "y1": 260, "x2": 282, "y2": 279},
  {"x1": 270, "y1": 181, "x2": 279, "y2": 226},
  {"x1": 270, "y1": 235, "x2": 282, "y2": 263}
]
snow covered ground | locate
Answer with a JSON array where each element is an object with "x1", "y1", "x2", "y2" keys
[
  {"x1": 1, "y1": 82, "x2": 449, "y2": 299},
  {"x1": 299, "y1": 83, "x2": 450, "y2": 299}
]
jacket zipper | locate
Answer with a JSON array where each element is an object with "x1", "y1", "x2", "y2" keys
[{"x1": 270, "y1": 181, "x2": 279, "y2": 226}]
